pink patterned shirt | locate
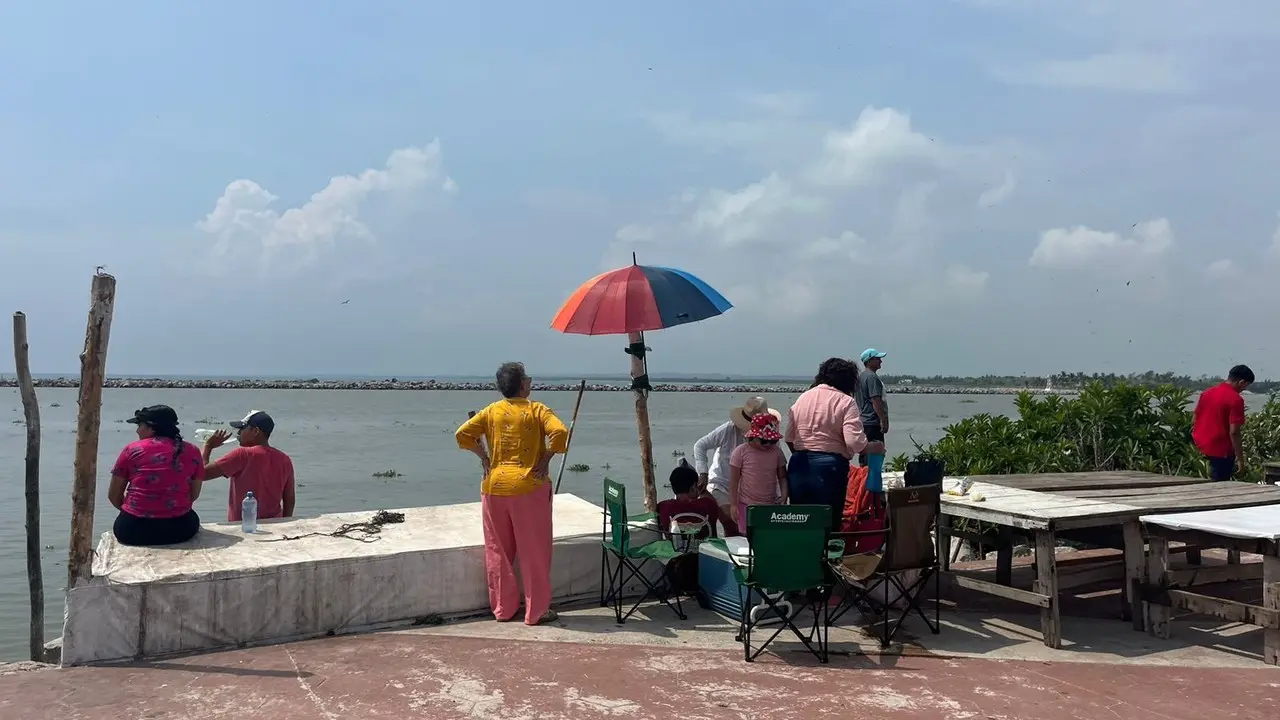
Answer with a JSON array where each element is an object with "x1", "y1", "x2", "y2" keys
[
  {"x1": 112, "y1": 438, "x2": 204, "y2": 519},
  {"x1": 784, "y1": 383, "x2": 867, "y2": 459}
]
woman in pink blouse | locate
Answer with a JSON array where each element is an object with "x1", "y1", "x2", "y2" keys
[
  {"x1": 784, "y1": 358, "x2": 885, "y2": 523},
  {"x1": 108, "y1": 405, "x2": 205, "y2": 546}
]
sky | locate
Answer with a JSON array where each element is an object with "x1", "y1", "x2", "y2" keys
[{"x1": 2, "y1": 1, "x2": 1280, "y2": 379}]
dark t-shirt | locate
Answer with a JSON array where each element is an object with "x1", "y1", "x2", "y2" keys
[
  {"x1": 856, "y1": 371, "x2": 885, "y2": 428},
  {"x1": 656, "y1": 496, "x2": 721, "y2": 539}
]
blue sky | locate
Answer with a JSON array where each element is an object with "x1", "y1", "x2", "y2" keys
[{"x1": 3, "y1": 1, "x2": 1280, "y2": 378}]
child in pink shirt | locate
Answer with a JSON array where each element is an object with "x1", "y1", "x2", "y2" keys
[{"x1": 729, "y1": 413, "x2": 790, "y2": 528}]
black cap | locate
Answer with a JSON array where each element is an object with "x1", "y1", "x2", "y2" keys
[
  {"x1": 126, "y1": 405, "x2": 179, "y2": 428},
  {"x1": 230, "y1": 410, "x2": 274, "y2": 436}
]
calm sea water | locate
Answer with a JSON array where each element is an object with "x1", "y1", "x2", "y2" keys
[{"x1": 0, "y1": 387, "x2": 1264, "y2": 659}]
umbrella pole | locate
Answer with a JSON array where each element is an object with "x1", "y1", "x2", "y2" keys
[{"x1": 627, "y1": 331, "x2": 658, "y2": 512}]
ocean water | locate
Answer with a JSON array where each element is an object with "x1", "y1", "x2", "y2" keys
[{"x1": 0, "y1": 386, "x2": 1261, "y2": 659}]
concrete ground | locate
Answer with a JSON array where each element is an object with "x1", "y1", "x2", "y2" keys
[{"x1": 3, "y1": 603, "x2": 1278, "y2": 719}]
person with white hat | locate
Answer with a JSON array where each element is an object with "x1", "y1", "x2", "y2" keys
[{"x1": 691, "y1": 396, "x2": 781, "y2": 534}]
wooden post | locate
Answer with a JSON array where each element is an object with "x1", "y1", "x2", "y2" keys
[
  {"x1": 13, "y1": 312, "x2": 44, "y2": 661},
  {"x1": 67, "y1": 272, "x2": 116, "y2": 589},
  {"x1": 628, "y1": 331, "x2": 657, "y2": 512},
  {"x1": 1033, "y1": 530, "x2": 1062, "y2": 649}
]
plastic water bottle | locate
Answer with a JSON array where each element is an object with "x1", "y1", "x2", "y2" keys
[{"x1": 242, "y1": 491, "x2": 258, "y2": 534}]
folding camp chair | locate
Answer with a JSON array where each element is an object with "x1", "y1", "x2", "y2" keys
[
  {"x1": 835, "y1": 484, "x2": 942, "y2": 647},
  {"x1": 731, "y1": 504, "x2": 836, "y2": 663},
  {"x1": 600, "y1": 479, "x2": 688, "y2": 623}
]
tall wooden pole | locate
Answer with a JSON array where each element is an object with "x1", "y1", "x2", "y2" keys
[
  {"x1": 13, "y1": 312, "x2": 44, "y2": 661},
  {"x1": 68, "y1": 271, "x2": 116, "y2": 589},
  {"x1": 628, "y1": 331, "x2": 658, "y2": 512}
]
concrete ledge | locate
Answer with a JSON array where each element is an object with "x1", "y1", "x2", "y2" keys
[{"x1": 60, "y1": 494, "x2": 657, "y2": 666}]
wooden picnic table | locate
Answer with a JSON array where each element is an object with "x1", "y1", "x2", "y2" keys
[
  {"x1": 939, "y1": 472, "x2": 1280, "y2": 649},
  {"x1": 1138, "y1": 506, "x2": 1280, "y2": 665}
]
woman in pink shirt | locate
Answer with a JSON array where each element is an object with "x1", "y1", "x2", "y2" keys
[
  {"x1": 784, "y1": 358, "x2": 885, "y2": 523},
  {"x1": 728, "y1": 413, "x2": 789, "y2": 528},
  {"x1": 108, "y1": 405, "x2": 205, "y2": 546}
]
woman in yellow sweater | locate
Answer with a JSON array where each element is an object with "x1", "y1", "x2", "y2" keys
[{"x1": 456, "y1": 362, "x2": 569, "y2": 625}]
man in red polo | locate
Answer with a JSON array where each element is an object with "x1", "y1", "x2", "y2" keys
[
  {"x1": 201, "y1": 410, "x2": 296, "y2": 521},
  {"x1": 1192, "y1": 365, "x2": 1253, "y2": 481}
]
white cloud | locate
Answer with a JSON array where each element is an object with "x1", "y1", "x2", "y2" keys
[
  {"x1": 1206, "y1": 259, "x2": 1238, "y2": 279},
  {"x1": 1029, "y1": 218, "x2": 1174, "y2": 270},
  {"x1": 945, "y1": 264, "x2": 991, "y2": 295},
  {"x1": 197, "y1": 142, "x2": 455, "y2": 264},
  {"x1": 742, "y1": 92, "x2": 809, "y2": 117},
  {"x1": 977, "y1": 170, "x2": 1017, "y2": 208},
  {"x1": 688, "y1": 172, "x2": 822, "y2": 247},
  {"x1": 992, "y1": 51, "x2": 1187, "y2": 93},
  {"x1": 808, "y1": 107, "x2": 940, "y2": 187},
  {"x1": 616, "y1": 102, "x2": 999, "y2": 322}
]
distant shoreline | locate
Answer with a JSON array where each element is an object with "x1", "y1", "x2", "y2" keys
[{"x1": 0, "y1": 377, "x2": 1069, "y2": 395}]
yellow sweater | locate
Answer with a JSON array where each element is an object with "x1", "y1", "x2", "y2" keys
[{"x1": 455, "y1": 397, "x2": 570, "y2": 496}]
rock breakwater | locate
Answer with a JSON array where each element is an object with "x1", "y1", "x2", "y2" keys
[{"x1": 0, "y1": 377, "x2": 1067, "y2": 395}]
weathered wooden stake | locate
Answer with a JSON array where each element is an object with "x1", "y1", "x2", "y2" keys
[
  {"x1": 628, "y1": 331, "x2": 657, "y2": 512},
  {"x1": 67, "y1": 271, "x2": 116, "y2": 589},
  {"x1": 13, "y1": 311, "x2": 44, "y2": 660}
]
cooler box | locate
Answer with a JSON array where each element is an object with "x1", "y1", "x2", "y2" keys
[{"x1": 697, "y1": 537, "x2": 791, "y2": 623}]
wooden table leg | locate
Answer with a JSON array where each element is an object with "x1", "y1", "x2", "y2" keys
[
  {"x1": 1145, "y1": 536, "x2": 1171, "y2": 639},
  {"x1": 1122, "y1": 521, "x2": 1144, "y2": 628},
  {"x1": 996, "y1": 526, "x2": 1013, "y2": 587},
  {"x1": 1264, "y1": 551, "x2": 1279, "y2": 666},
  {"x1": 1033, "y1": 530, "x2": 1062, "y2": 649}
]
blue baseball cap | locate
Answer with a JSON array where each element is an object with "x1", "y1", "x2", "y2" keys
[{"x1": 859, "y1": 348, "x2": 887, "y2": 364}]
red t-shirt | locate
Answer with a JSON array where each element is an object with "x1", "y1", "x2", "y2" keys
[
  {"x1": 656, "y1": 496, "x2": 721, "y2": 539},
  {"x1": 213, "y1": 445, "x2": 295, "y2": 521},
  {"x1": 1192, "y1": 383, "x2": 1246, "y2": 459}
]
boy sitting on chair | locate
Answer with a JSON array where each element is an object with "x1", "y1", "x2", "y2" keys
[{"x1": 658, "y1": 460, "x2": 722, "y2": 540}]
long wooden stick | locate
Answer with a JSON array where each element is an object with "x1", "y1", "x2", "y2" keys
[
  {"x1": 68, "y1": 271, "x2": 116, "y2": 589},
  {"x1": 554, "y1": 380, "x2": 588, "y2": 494},
  {"x1": 13, "y1": 312, "x2": 43, "y2": 661}
]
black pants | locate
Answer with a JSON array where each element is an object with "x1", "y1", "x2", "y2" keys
[
  {"x1": 113, "y1": 509, "x2": 200, "y2": 547},
  {"x1": 787, "y1": 450, "x2": 851, "y2": 526},
  {"x1": 859, "y1": 424, "x2": 885, "y2": 467},
  {"x1": 1206, "y1": 456, "x2": 1236, "y2": 481}
]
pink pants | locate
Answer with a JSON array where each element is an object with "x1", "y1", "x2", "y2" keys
[{"x1": 481, "y1": 483, "x2": 553, "y2": 625}]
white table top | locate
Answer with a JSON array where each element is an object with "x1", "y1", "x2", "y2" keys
[{"x1": 1140, "y1": 504, "x2": 1280, "y2": 541}]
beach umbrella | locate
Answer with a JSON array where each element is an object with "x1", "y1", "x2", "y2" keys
[{"x1": 551, "y1": 253, "x2": 733, "y2": 511}]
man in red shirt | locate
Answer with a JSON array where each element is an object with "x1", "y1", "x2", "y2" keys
[
  {"x1": 202, "y1": 410, "x2": 296, "y2": 521},
  {"x1": 1192, "y1": 365, "x2": 1253, "y2": 481}
]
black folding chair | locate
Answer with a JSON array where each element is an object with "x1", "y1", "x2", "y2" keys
[{"x1": 833, "y1": 484, "x2": 942, "y2": 647}]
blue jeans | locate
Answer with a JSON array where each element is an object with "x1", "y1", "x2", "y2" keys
[
  {"x1": 787, "y1": 450, "x2": 850, "y2": 525},
  {"x1": 1207, "y1": 456, "x2": 1236, "y2": 481}
]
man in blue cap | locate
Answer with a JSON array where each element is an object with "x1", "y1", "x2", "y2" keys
[{"x1": 857, "y1": 348, "x2": 889, "y2": 466}]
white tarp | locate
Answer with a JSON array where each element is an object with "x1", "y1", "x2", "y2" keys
[
  {"x1": 61, "y1": 494, "x2": 654, "y2": 666},
  {"x1": 1141, "y1": 504, "x2": 1280, "y2": 541}
]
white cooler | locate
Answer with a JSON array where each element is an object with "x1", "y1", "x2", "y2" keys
[{"x1": 697, "y1": 536, "x2": 792, "y2": 623}]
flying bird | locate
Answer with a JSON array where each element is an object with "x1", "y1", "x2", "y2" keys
[{"x1": 340, "y1": 300, "x2": 351, "y2": 305}]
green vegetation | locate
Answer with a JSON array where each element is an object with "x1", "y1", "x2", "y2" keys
[
  {"x1": 882, "y1": 371, "x2": 1279, "y2": 394},
  {"x1": 671, "y1": 449, "x2": 686, "y2": 457},
  {"x1": 891, "y1": 382, "x2": 1280, "y2": 483},
  {"x1": 372, "y1": 469, "x2": 404, "y2": 478},
  {"x1": 567, "y1": 463, "x2": 590, "y2": 473}
]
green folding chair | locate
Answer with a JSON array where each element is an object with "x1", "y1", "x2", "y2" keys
[
  {"x1": 600, "y1": 479, "x2": 688, "y2": 623},
  {"x1": 731, "y1": 504, "x2": 836, "y2": 663}
]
